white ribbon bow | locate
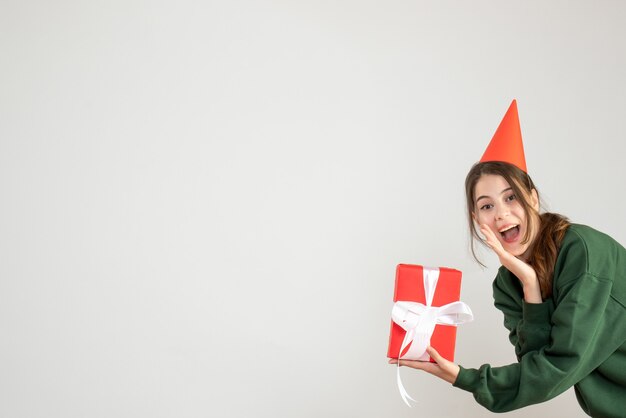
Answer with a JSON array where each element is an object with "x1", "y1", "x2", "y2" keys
[{"x1": 391, "y1": 267, "x2": 474, "y2": 407}]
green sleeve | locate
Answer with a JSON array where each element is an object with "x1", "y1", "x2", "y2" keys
[
  {"x1": 454, "y1": 271, "x2": 626, "y2": 412},
  {"x1": 493, "y1": 273, "x2": 552, "y2": 360}
]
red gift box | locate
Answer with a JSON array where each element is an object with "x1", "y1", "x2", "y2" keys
[{"x1": 387, "y1": 264, "x2": 463, "y2": 363}]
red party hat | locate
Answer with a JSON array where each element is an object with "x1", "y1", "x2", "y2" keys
[{"x1": 480, "y1": 99, "x2": 527, "y2": 173}]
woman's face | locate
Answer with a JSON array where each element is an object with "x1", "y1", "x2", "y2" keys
[{"x1": 472, "y1": 174, "x2": 539, "y2": 259}]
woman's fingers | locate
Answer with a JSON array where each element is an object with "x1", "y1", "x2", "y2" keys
[
  {"x1": 389, "y1": 357, "x2": 433, "y2": 369},
  {"x1": 388, "y1": 347, "x2": 460, "y2": 384},
  {"x1": 392, "y1": 358, "x2": 440, "y2": 374},
  {"x1": 426, "y1": 346, "x2": 444, "y2": 363},
  {"x1": 427, "y1": 347, "x2": 460, "y2": 383},
  {"x1": 480, "y1": 224, "x2": 507, "y2": 256},
  {"x1": 480, "y1": 224, "x2": 497, "y2": 245}
]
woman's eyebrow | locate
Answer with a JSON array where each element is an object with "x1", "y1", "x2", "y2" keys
[{"x1": 475, "y1": 187, "x2": 513, "y2": 204}]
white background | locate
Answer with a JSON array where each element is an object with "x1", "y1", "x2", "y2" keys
[{"x1": 2, "y1": 1, "x2": 625, "y2": 417}]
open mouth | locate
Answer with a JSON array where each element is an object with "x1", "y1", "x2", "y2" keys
[{"x1": 499, "y1": 225, "x2": 520, "y2": 243}]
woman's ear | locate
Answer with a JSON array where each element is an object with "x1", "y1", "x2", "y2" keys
[{"x1": 530, "y1": 189, "x2": 539, "y2": 211}]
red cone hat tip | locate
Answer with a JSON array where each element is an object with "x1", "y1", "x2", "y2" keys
[{"x1": 480, "y1": 99, "x2": 527, "y2": 173}]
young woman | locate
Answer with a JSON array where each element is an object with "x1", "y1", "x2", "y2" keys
[{"x1": 389, "y1": 101, "x2": 626, "y2": 417}]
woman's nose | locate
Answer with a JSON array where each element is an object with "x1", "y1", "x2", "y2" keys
[{"x1": 495, "y1": 205, "x2": 509, "y2": 220}]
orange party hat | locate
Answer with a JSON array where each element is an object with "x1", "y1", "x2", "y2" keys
[{"x1": 480, "y1": 99, "x2": 527, "y2": 173}]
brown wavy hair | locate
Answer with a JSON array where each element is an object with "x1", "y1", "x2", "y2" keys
[{"x1": 465, "y1": 161, "x2": 570, "y2": 299}]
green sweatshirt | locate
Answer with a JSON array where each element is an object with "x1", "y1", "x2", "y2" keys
[{"x1": 454, "y1": 224, "x2": 626, "y2": 418}]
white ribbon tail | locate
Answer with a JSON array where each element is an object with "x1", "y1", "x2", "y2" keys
[{"x1": 397, "y1": 365, "x2": 417, "y2": 407}]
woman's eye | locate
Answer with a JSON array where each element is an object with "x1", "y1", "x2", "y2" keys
[
  {"x1": 480, "y1": 204, "x2": 493, "y2": 211},
  {"x1": 506, "y1": 194, "x2": 516, "y2": 202}
]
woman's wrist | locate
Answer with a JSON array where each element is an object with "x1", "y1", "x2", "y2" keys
[
  {"x1": 522, "y1": 281, "x2": 542, "y2": 303},
  {"x1": 501, "y1": 255, "x2": 538, "y2": 284},
  {"x1": 501, "y1": 254, "x2": 529, "y2": 280}
]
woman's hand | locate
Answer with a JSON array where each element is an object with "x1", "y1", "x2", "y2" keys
[
  {"x1": 388, "y1": 346, "x2": 460, "y2": 385},
  {"x1": 479, "y1": 224, "x2": 542, "y2": 303},
  {"x1": 479, "y1": 223, "x2": 514, "y2": 265}
]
